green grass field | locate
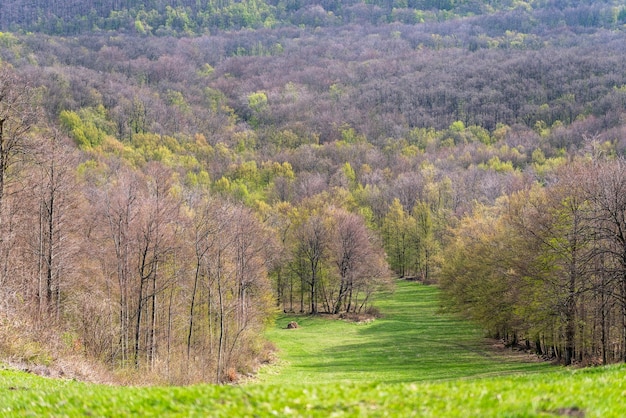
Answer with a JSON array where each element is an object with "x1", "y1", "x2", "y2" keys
[
  {"x1": 3, "y1": 280, "x2": 626, "y2": 417},
  {"x1": 3, "y1": 360, "x2": 626, "y2": 416},
  {"x1": 259, "y1": 280, "x2": 549, "y2": 384}
]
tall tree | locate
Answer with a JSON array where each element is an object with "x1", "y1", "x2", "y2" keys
[
  {"x1": 382, "y1": 198, "x2": 415, "y2": 277},
  {"x1": 0, "y1": 64, "x2": 38, "y2": 211},
  {"x1": 508, "y1": 166, "x2": 595, "y2": 365},
  {"x1": 90, "y1": 165, "x2": 141, "y2": 366},
  {"x1": 329, "y1": 207, "x2": 389, "y2": 314},
  {"x1": 29, "y1": 128, "x2": 80, "y2": 319},
  {"x1": 586, "y1": 158, "x2": 626, "y2": 363},
  {"x1": 294, "y1": 212, "x2": 329, "y2": 314},
  {"x1": 0, "y1": 64, "x2": 39, "y2": 289},
  {"x1": 132, "y1": 162, "x2": 179, "y2": 369}
]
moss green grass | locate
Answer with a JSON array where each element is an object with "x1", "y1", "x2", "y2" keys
[
  {"x1": 2, "y1": 364, "x2": 626, "y2": 416},
  {"x1": 259, "y1": 280, "x2": 549, "y2": 384},
  {"x1": 4, "y1": 280, "x2": 625, "y2": 416}
]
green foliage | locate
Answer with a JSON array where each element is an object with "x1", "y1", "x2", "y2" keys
[
  {"x1": 9, "y1": 0, "x2": 612, "y2": 36},
  {"x1": 59, "y1": 106, "x2": 113, "y2": 148},
  {"x1": 439, "y1": 204, "x2": 520, "y2": 334},
  {"x1": 184, "y1": 170, "x2": 211, "y2": 188},
  {"x1": 134, "y1": 19, "x2": 147, "y2": 35},
  {"x1": 248, "y1": 91, "x2": 268, "y2": 114},
  {"x1": 0, "y1": 32, "x2": 18, "y2": 47},
  {"x1": 233, "y1": 160, "x2": 260, "y2": 184},
  {"x1": 340, "y1": 126, "x2": 365, "y2": 144},
  {"x1": 342, "y1": 162, "x2": 357, "y2": 189},
  {"x1": 478, "y1": 156, "x2": 515, "y2": 173},
  {"x1": 247, "y1": 91, "x2": 268, "y2": 128},
  {"x1": 408, "y1": 127, "x2": 438, "y2": 151},
  {"x1": 165, "y1": 90, "x2": 190, "y2": 113},
  {"x1": 381, "y1": 199, "x2": 415, "y2": 277},
  {"x1": 531, "y1": 148, "x2": 546, "y2": 165},
  {"x1": 260, "y1": 161, "x2": 294, "y2": 184}
]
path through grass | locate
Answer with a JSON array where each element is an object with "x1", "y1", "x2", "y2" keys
[{"x1": 259, "y1": 280, "x2": 550, "y2": 384}]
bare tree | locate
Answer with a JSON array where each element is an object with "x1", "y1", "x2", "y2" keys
[
  {"x1": 329, "y1": 207, "x2": 390, "y2": 314},
  {"x1": 0, "y1": 64, "x2": 39, "y2": 211},
  {"x1": 91, "y1": 165, "x2": 141, "y2": 366},
  {"x1": 29, "y1": 128, "x2": 80, "y2": 319},
  {"x1": 132, "y1": 162, "x2": 179, "y2": 369},
  {"x1": 0, "y1": 64, "x2": 39, "y2": 289},
  {"x1": 295, "y1": 213, "x2": 329, "y2": 314}
]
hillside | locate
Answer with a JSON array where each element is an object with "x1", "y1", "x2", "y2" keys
[
  {"x1": 0, "y1": 0, "x2": 625, "y2": 384},
  {"x1": 2, "y1": 0, "x2": 623, "y2": 35},
  {"x1": 4, "y1": 365, "x2": 626, "y2": 416}
]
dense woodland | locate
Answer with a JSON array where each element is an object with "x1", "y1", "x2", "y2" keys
[
  {"x1": 2, "y1": 0, "x2": 622, "y2": 35},
  {"x1": 1, "y1": 0, "x2": 626, "y2": 384}
]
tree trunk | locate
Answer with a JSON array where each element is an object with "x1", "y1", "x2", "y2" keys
[
  {"x1": 216, "y1": 250, "x2": 225, "y2": 383},
  {"x1": 134, "y1": 275, "x2": 145, "y2": 368},
  {"x1": 187, "y1": 260, "x2": 201, "y2": 360}
]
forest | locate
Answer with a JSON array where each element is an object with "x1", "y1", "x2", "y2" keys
[{"x1": 1, "y1": 0, "x2": 626, "y2": 384}]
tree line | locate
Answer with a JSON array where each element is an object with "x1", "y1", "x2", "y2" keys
[
  {"x1": 441, "y1": 157, "x2": 626, "y2": 366},
  {"x1": 0, "y1": 0, "x2": 624, "y2": 35}
]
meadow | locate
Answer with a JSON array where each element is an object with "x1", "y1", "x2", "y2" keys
[
  {"x1": 259, "y1": 280, "x2": 549, "y2": 384},
  {"x1": 3, "y1": 281, "x2": 626, "y2": 417}
]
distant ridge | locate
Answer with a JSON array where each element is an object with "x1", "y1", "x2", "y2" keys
[{"x1": 1, "y1": 0, "x2": 622, "y2": 36}]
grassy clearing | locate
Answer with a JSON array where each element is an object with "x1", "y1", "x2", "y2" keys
[
  {"x1": 5, "y1": 280, "x2": 625, "y2": 416},
  {"x1": 259, "y1": 280, "x2": 550, "y2": 385}
]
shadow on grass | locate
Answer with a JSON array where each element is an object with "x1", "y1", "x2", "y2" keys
[{"x1": 262, "y1": 280, "x2": 552, "y2": 384}]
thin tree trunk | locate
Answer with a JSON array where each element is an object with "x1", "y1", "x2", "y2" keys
[
  {"x1": 601, "y1": 283, "x2": 608, "y2": 364},
  {"x1": 187, "y1": 260, "x2": 201, "y2": 360},
  {"x1": 134, "y1": 276, "x2": 144, "y2": 368},
  {"x1": 149, "y1": 262, "x2": 158, "y2": 370},
  {"x1": 216, "y1": 250, "x2": 225, "y2": 383}
]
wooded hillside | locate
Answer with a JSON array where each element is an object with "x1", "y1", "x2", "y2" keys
[
  {"x1": 0, "y1": 0, "x2": 625, "y2": 383},
  {"x1": 1, "y1": 0, "x2": 625, "y2": 34}
]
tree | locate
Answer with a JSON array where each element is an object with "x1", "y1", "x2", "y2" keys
[
  {"x1": 0, "y1": 64, "x2": 39, "y2": 288},
  {"x1": 382, "y1": 198, "x2": 415, "y2": 277},
  {"x1": 0, "y1": 64, "x2": 38, "y2": 208},
  {"x1": 132, "y1": 162, "x2": 180, "y2": 369},
  {"x1": 507, "y1": 167, "x2": 595, "y2": 365},
  {"x1": 29, "y1": 128, "x2": 80, "y2": 319},
  {"x1": 410, "y1": 201, "x2": 438, "y2": 282},
  {"x1": 294, "y1": 213, "x2": 329, "y2": 314},
  {"x1": 265, "y1": 201, "x2": 294, "y2": 311},
  {"x1": 329, "y1": 207, "x2": 389, "y2": 314},
  {"x1": 439, "y1": 203, "x2": 521, "y2": 341},
  {"x1": 586, "y1": 158, "x2": 626, "y2": 363},
  {"x1": 89, "y1": 164, "x2": 142, "y2": 366}
]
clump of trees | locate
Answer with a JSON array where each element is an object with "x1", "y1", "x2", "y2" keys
[
  {"x1": 440, "y1": 157, "x2": 626, "y2": 366},
  {"x1": 273, "y1": 203, "x2": 391, "y2": 315},
  {"x1": 2, "y1": 0, "x2": 625, "y2": 35}
]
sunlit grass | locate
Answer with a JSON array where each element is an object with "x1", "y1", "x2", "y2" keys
[
  {"x1": 5, "y1": 280, "x2": 626, "y2": 417},
  {"x1": 258, "y1": 280, "x2": 550, "y2": 385},
  {"x1": 3, "y1": 364, "x2": 626, "y2": 416}
]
